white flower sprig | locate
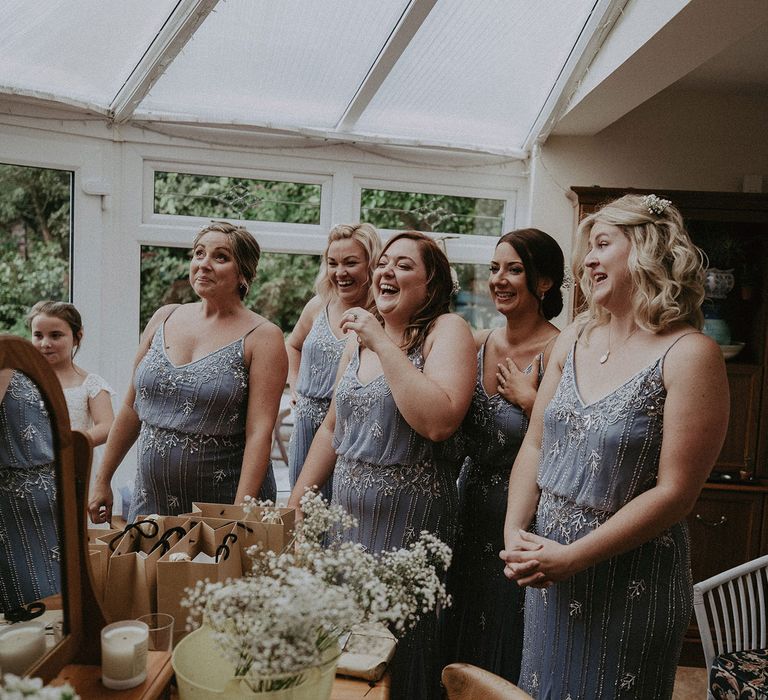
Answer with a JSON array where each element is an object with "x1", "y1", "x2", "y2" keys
[
  {"x1": 642, "y1": 194, "x2": 671, "y2": 216},
  {"x1": 183, "y1": 489, "x2": 452, "y2": 691},
  {"x1": 0, "y1": 674, "x2": 79, "y2": 699}
]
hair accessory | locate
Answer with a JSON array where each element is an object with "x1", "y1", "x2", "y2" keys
[
  {"x1": 450, "y1": 267, "x2": 461, "y2": 295},
  {"x1": 643, "y1": 194, "x2": 671, "y2": 216}
]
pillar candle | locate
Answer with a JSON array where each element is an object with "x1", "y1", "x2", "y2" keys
[
  {"x1": 101, "y1": 620, "x2": 149, "y2": 690},
  {"x1": 0, "y1": 621, "x2": 47, "y2": 676}
]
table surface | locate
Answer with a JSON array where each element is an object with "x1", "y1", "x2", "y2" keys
[{"x1": 51, "y1": 658, "x2": 389, "y2": 700}]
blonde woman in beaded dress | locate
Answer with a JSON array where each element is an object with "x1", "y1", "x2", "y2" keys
[
  {"x1": 289, "y1": 231, "x2": 476, "y2": 700},
  {"x1": 501, "y1": 195, "x2": 729, "y2": 699},
  {"x1": 443, "y1": 229, "x2": 563, "y2": 684},
  {"x1": 88, "y1": 222, "x2": 287, "y2": 524},
  {"x1": 286, "y1": 223, "x2": 381, "y2": 500}
]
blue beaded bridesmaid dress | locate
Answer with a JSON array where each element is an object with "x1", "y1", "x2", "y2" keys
[
  {"x1": 0, "y1": 372, "x2": 60, "y2": 612},
  {"x1": 288, "y1": 306, "x2": 345, "y2": 501},
  {"x1": 444, "y1": 338, "x2": 540, "y2": 683},
  {"x1": 519, "y1": 340, "x2": 693, "y2": 700},
  {"x1": 127, "y1": 320, "x2": 275, "y2": 521},
  {"x1": 332, "y1": 345, "x2": 459, "y2": 700}
]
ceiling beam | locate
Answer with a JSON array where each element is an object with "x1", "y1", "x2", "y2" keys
[
  {"x1": 523, "y1": 0, "x2": 630, "y2": 152},
  {"x1": 335, "y1": 0, "x2": 438, "y2": 131},
  {"x1": 109, "y1": 0, "x2": 220, "y2": 124},
  {"x1": 552, "y1": 0, "x2": 768, "y2": 136}
]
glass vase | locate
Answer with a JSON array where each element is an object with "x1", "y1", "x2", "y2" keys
[{"x1": 172, "y1": 625, "x2": 340, "y2": 700}]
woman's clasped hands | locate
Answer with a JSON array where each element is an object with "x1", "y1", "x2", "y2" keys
[{"x1": 500, "y1": 529, "x2": 578, "y2": 588}]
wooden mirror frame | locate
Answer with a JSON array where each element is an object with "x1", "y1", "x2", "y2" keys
[{"x1": 0, "y1": 335, "x2": 104, "y2": 681}]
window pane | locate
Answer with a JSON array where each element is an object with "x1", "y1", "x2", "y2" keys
[
  {"x1": 154, "y1": 171, "x2": 322, "y2": 225},
  {"x1": 0, "y1": 163, "x2": 71, "y2": 334},
  {"x1": 140, "y1": 245, "x2": 320, "y2": 333},
  {"x1": 452, "y1": 263, "x2": 502, "y2": 330},
  {"x1": 360, "y1": 188, "x2": 505, "y2": 236}
]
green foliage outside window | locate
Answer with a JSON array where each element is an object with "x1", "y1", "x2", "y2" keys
[
  {"x1": 360, "y1": 188, "x2": 505, "y2": 236},
  {"x1": 0, "y1": 164, "x2": 71, "y2": 334}
]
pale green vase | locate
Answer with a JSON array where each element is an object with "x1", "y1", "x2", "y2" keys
[{"x1": 172, "y1": 625, "x2": 340, "y2": 700}]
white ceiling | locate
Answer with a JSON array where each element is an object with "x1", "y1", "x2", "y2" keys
[{"x1": 0, "y1": 0, "x2": 766, "y2": 157}]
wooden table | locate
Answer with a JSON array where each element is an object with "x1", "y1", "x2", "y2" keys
[
  {"x1": 332, "y1": 674, "x2": 390, "y2": 699},
  {"x1": 51, "y1": 652, "x2": 173, "y2": 699},
  {"x1": 52, "y1": 655, "x2": 388, "y2": 699}
]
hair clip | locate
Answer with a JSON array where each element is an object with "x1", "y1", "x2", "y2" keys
[{"x1": 643, "y1": 194, "x2": 671, "y2": 216}]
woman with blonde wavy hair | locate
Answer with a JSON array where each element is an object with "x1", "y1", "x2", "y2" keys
[
  {"x1": 286, "y1": 222, "x2": 381, "y2": 499},
  {"x1": 500, "y1": 194, "x2": 729, "y2": 699}
]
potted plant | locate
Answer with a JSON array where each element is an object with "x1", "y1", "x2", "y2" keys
[{"x1": 173, "y1": 491, "x2": 452, "y2": 699}]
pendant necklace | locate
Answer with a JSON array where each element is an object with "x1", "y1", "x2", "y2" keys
[{"x1": 599, "y1": 324, "x2": 639, "y2": 364}]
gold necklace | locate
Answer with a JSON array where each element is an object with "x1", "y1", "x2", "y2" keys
[{"x1": 599, "y1": 325, "x2": 639, "y2": 364}]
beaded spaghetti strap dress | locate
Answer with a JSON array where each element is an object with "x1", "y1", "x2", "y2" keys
[
  {"x1": 128, "y1": 321, "x2": 276, "y2": 521},
  {"x1": 288, "y1": 306, "x2": 345, "y2": 500},
  {"x1": 519, "y1": 337, "x2": 695, "y2": 700},
  {"x1": 332, "y1": 344, "x2": 459, "y2": 700},
  {"x1": 444, "y1": 339, "x2": 540, "y2": 683},
  {"x1": 0, "y1": 371, "x2": 60, "y2": 612}
]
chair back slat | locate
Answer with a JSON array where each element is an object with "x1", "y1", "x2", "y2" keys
[
  {"x1": 736, "y1": 577, "x2": 748, "y2": 649},
  {"x1": 745, "y1": 574, "x2": 757, "y2": 649},
  {"x1": 759, "y1": 568, "x2": 767, "y2": 649},
  {"x1": 711, "y1": 589, "x2": 726, "y2": 656},
  {"x1": 721, "y1": 584, "x2": 736, "y2": 651}
]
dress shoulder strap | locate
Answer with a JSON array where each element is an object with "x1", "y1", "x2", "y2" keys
[
  {"x1": 242, "y1": 318, "x2": 269, "y2": 341},
  {"x1": 661, "y1": 331, "x2": 702, "y2": 362}
]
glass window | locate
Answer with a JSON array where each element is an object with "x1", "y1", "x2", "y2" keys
[
  {"x1": 452, "y1": 262, "x2": 502, "y2": 331},
  {"x1": 360, "y1": 188, "x2": 505, "y2": 236},
  {"x1": 140, "y1": 245, "x2": 320, "y2": 334},
  {"x1": 153, "y1": 171, "x2": 322, "y2": 225},
  {"x1": 0, "y1": 163, "x2": 72, "y2": 334}
]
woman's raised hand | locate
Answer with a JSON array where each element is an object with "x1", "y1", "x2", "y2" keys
[
  {"x1": 339, "y1": 308, "x2": 386, "y2": 351},
  {"x1": 497, "y1": 355, "x2": 541, "y2": 416}
]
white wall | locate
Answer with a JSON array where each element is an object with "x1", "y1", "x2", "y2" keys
[{"x1": 529, "y1": 86, "x2": 768, "y2": 286}]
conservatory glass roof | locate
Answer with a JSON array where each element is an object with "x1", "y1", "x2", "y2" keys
[{"x1": 3, "y1": 0, "x2": 744, "y2": 157}]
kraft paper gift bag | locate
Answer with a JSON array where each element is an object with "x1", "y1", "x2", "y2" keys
[
  {"x1": 101, "y1": 520, "x2": 189, "y2": 621},
  {"x1": 156, "y1": 520, "x2": 242, "y2": 643},
  {"x1": 87, "y1": 528, "x2": 120, "y2": 604},
  {"x1": 188, "y1": 501, "x2": 296, "y2": 556}
]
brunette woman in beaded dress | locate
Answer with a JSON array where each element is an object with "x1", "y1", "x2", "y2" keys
[
  {"x1": 501, "y1": 195, "x2": 729, "y2": 699},
  {"x1": 286, "y1": 223, "x2": 381, "y2": 501},
  {"x1": 443, "y1": 228, "x2": 563, "y2": 684},
  {"x1": 88, "y1": 222, "x2": 287, "y2": 523},
  {"x1": 289, "y1": 231, "x2": 476, "y2": 700}
]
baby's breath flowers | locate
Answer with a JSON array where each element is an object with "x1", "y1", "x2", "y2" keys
[
  {"x1": 0, "y1": 674, "x2": 79, "y2": 699},
  {"x1": 642, "y1": 194, "x2": 672, "y2": 216},
  {"x1": 182, "y1": 490, "x2": 452, "y2": 691}
]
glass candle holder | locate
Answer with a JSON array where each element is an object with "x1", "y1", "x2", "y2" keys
[
  {"x1": 101, "y1": 620, "x2": 149, "y2": 690},
  {"x1": 0, "y1": 620, "x2": 47, "y2": 675}
]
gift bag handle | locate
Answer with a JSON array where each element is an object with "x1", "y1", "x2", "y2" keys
[
  {"x1": 214, "y1": 532, "x2": 239, "y2": 562},
  {"x1": 148, "y1": 526, "x2": 188, "y2": 555},
  {"x1": 108, "y1": 519, "x2": 160, "y2": 551}
]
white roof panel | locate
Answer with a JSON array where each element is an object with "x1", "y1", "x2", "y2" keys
[
  {"x1": 0, "y1": 0, "x2": 176, "y2": 109},
  {"x1": 138, "y1": 0, "x2": 411, "y2": 129}
]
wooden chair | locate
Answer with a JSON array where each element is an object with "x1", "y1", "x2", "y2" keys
[
  {"x1": 442, "y1": 663, "x2": 533, "y2": 700},
  {"x1": 693, "y1": 554, "x2": 768, "y2": 699}
]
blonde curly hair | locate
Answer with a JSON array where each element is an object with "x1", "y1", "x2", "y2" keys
[{"x1": 573, "y1": 194, "x2": 706, "y2": 331}]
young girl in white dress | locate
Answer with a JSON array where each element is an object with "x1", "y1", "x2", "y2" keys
[{"x1": 29, "y1": 301, "x2": 115, "y2": 445}]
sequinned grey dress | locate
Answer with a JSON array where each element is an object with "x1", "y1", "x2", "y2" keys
[
  {"x1": 444, "y1": 341, "x2": 539, "y2": 683},
  {"x1": 0, "y1": 372, "x2": 60, "y2": 612},
  {"x1": 127, "y1": 321, "x2": 276, "y2": 521},
  {"x1": 288, "y1": 307, "x2": 345, "y2": 500},
  {"x1": 333, "y1": 345, "x2": 460, "y2": 700},
  {"x1": 520, "y1": 341, "x2": 693, "y2": 700}
]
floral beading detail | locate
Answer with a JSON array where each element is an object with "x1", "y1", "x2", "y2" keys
[
  {"x1": 537, "y1": 490, "x2": 612, "y2": 544},
  {"x1": 293, "y1": 395, "x2": 331, "y2": 429},
  {"x1": 335, "y1": 455, "x2": 443, "y2": 499}
]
